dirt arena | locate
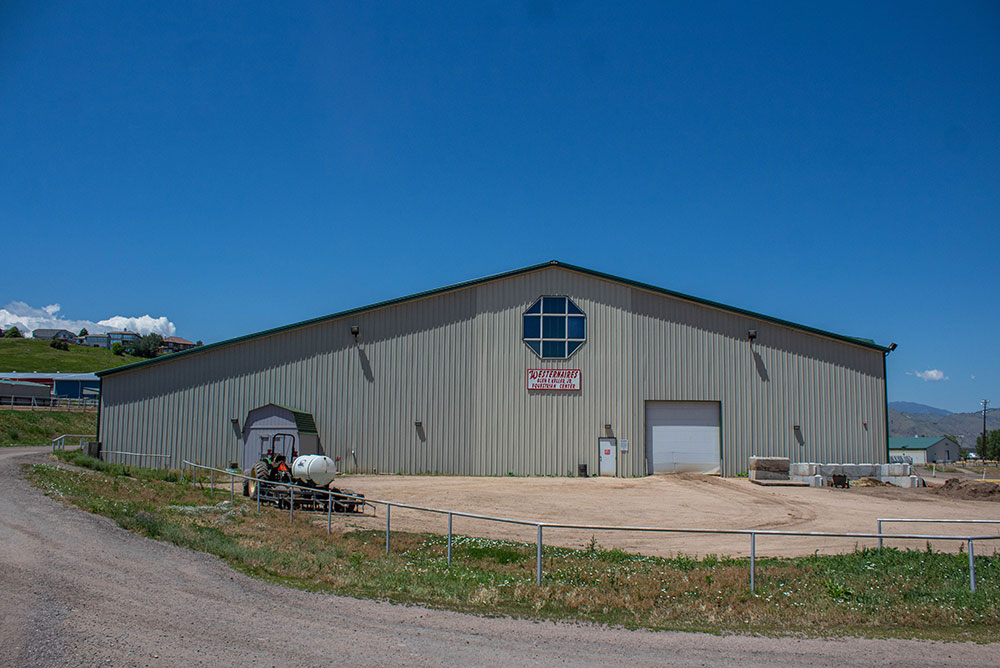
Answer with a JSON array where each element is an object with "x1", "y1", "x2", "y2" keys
[{"x1": 332, "y1": 473, "x2": 1000, "y2": 558}]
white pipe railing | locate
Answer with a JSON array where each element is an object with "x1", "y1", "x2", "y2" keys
[
  {"x1": 50, "y1": 434, "x2": 95, "y2": 452},
  {"x1": 183, "y1": 461, "x2": 999, "y2": 592}
]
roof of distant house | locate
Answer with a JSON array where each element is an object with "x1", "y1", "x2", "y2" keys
[
  {"x1": 163, "y1": 336, "x2": 194, "y2": 345},
  {"x1": 888, "y1": 436, "x2": 952, "y2": 451},
  {"x1": 32, "y1": 328, "x2": 74, "y2": 337}
]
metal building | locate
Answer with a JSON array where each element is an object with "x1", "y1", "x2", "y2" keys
[{"x1": 96, "y1": 261, "x2": 891, "y2": 477}]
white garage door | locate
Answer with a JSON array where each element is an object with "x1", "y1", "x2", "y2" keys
[{"x1": 645, "y1": 401, "x2": 721, "y2": 474}]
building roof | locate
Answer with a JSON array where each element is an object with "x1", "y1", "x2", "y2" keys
[
  {"x1": 97, "y1": 260, "x2": 892, "y2": 378},
  {"x1": 32, "y1": 328, "x2": 74, "y2": 337},
  {"x1": 889, "y1": 436, "x2": 952, "y2": 451},
  {"x1": 0, "y1": 379, "x2": 51, "y2": 388},
  {"x1": 163, "y1": 336, "x2": 194, "y2": 345},
  {"x1": 0, "y1": 372, "x2": 99, "y2": 381}
]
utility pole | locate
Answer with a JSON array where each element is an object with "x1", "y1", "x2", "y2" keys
[{"x1": 982, "y1": 399, "x2": 990, "y2": 458}]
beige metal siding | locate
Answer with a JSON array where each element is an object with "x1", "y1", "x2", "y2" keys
[{"x1": 100, "y1": 267, "x2": 887, "y2": 476}]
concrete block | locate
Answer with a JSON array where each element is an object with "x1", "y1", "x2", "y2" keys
[
  {"x1": 789, "y1": 462, "x2": 816, "y2": 477},
  {"x1": 851, "y1": 464, "x2": 878, "y2": 478},
  {"x1": 819, "y1": 464, "x2": 844, "y2": 477},
  {"x1": 882, "y1": 463, "x2": 909, "y2": 477},
  {"x1": 883, "y1": 475, "x2": 920, "y2": 488},
  {"x1": 749, "y1": 457, "x2": 790, "y2": 474}
]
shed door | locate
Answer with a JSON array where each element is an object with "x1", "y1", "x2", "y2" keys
[{"x1": 645, "y1": 401, "x2": 721, "y2": 474}]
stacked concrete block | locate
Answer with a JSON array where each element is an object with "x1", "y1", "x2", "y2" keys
[{"x1": 784, "y1": 460, "x2": 920, "y2": 487}]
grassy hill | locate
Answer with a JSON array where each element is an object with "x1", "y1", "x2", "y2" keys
[
  {"x1": 0, "y1": 338, "x2": 143, "y2": 373},
  {"x1": 0, "y1": 411, "x2": 97, "y2": 446},
  {"x1": 889, "y1": 407, "x2": 1000, "y2": 449}
]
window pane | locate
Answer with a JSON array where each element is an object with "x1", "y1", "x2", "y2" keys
[
  {"x1": 542, "y1": 341, "x2": 566, "y2": 358},
  {"x1": 543, "y1": 297, "x2": 566, "y2": 314},
  {"x1": 542, "y1": 316, "x2": 566, "y2": 338},
  {"x1": 525, "y1": 300, "x2": 541, "y2": 314},
  {"x1": 566, "y1": 340, "x2": 583, "y2": 355},
  {"x1": 526, "y1": 340, "x2": 541, "y2": 355},
  {"x1": 567, "y1": 316, "x2": 585, "y2": 339},
  {"x1": 567, "y1": 301, "x2": 584, "y2": 315},
  {"x1": 523, "y1": 315, "x2": 540, "y2": 339}
]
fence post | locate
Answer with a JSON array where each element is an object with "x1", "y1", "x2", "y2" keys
[
  {"x1": 385, "y1": 504, "x2": 391, "y2": 553},
  {"x1": 289, "y1": 486, "x2": 294, "y2": 522},
  {"x1": 969, "y1": 540, "x2": 976, "y2": 593},
  {"x1": 256, "y1": 477, "x2": 260, "y2": 512},
  {"x1": 536, "y1": 524, "x2": 543, "y2": 586},
  {"x1": 327, "y1": 493, "x2": 332, "y2": 535},
  {"x1": 750, "y1": 532, "x2": 756, "y2": 592},
  {"x1": 230, "y1": 471, "x2": 234, "y2": 503},
  {"x1": 877, "y1": 519, "x2": 883, "y2": 550},
  {"x1": 210, "y1": 469, "x2": 214, "y2": 495},
  {"x1": 447, "y1": 513, "x2": 453, "y2": 566}
]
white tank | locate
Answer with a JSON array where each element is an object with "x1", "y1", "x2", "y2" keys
[{"x1": 291, "y1": 455, "x2": 338, "y2": 487}]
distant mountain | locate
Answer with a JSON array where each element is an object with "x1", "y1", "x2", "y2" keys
[
  {"x1": 889, "y1": 401, "x2": 951, "y2": 416},
  {"x1": 889, "y1": 407, "x2": 999, "y2": 449}
]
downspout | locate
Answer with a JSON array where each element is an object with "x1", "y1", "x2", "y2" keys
[{"x1": 882, "y1": 348, "x2": 893, "y2": 463}]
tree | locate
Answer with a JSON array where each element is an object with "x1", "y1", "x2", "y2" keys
[
  {"x1": 195, "y1": 340, "x2": 203, "y2": 346},
  {"x1": 111, "y1": 342, "x2": 125, "y2": 356},
  {"x1": 4, "y1": 326, "x2": 23, "y2": 338},
  {"x1": 131, "y1": 333, "x2": 164, "y2": 359},
  {"x1": 976, "y1": 429, "x2": 1000, "y2": 461},
  {"x1": 78, "y1": 328, "x2": 89, "y2": 337}
]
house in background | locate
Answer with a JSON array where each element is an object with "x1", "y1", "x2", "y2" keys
[
  {"x1": 78, "y1": 333, "x2": 110, "y2": 348},
  {"x1": 107, "y1": 331, "x2": 141, "y2": 347},
  {"x1": 158, "y1": 336, "x2": 196, "y2": 354},
  {"x1": 889, "y1": 436, "x2": 957, "y2": 464},
  {"x1": 32, "y1": 328, "x2": 77, "y2": 342}
]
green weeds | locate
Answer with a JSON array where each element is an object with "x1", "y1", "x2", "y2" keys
[{"x1": 26, "y1": 459, "x2": 1000, "y2": 641}]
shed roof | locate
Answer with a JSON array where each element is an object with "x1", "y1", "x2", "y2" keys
[
  {"x1": 97, "y1": 260, "x2": 891, "y2": 378},
  {"x1": 889, "y1": 436, "x2": 952, "y2": 451},
  {"x1": 247, "y1": 404, "x2": 318, "y2": 434}
]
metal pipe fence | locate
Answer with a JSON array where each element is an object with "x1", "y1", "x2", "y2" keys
[
  {"x1": 50, "y1": 434, "x2": 96, "y2": 452},
  {"x1": 877, "y1": 518, "x2": 1000, "y2": 550},
  {"x1": 183, "y1": 461, "x2": 1000, "y2": 592}
]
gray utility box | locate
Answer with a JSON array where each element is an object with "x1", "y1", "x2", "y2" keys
[{"x1": 84, "y1": 441, "x2": 101, "y2": 457}]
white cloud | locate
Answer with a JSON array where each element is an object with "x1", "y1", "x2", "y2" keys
[
  {"x1": 907, "y1": 369, "x2": 949, "y2": 382},
  {"x1": 0, "y1": 301, "x2": 176, "y2": 338},
  {"x1": 971, "y1": 375, "x2": 976, "y2": 380}
]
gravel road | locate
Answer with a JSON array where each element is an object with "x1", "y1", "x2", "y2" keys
[{"x1": 1, "y1": 447, "x2": 995, "y2": 667}]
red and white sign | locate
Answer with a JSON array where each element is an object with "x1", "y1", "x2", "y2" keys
[{"x1": 526, "y1": 368, "x2": 581, "y2": 391}]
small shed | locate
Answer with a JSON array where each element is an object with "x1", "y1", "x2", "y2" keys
[
  {"x1": 889, "y1": 436, "x2": 956, "y2": 464},
  {"x1": 240, "y1": 404, "x2": 323, "y2": 470}
]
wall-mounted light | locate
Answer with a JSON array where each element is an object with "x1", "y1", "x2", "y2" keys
[
  {"x1": 414, "y1": 420, "x2": 423, "y2": 428},
  {"x1": 351, "y1": 325, "x2": 360, "y2": 341},
  {"x1": 747, "y1": 329, "x2": 757, "y2": 342},
  {"x1": 887, "y1": 342, "x2": 897, "y2": 352},
  {"x1": 604, "y1": 423, "x2": 612, "y2": 430}
]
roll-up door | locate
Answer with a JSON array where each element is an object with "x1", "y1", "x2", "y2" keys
[{"x1": 645, "y1": 401, "x2": 721, "y2": 474}]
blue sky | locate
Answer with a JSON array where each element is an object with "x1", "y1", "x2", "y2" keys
[{"x1": 2, "y1": 1, "x2": 997, "y2": 413}]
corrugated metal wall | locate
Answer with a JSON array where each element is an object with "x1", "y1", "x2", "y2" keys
[{"x1": 100, "y1": 267, "x2": 887, "y2": 476}]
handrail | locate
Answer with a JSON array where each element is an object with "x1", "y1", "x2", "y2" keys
[
  {"x1": 183, "y1": 460, "x2": 997, "y2": 592},
  {"x1": 50, "y1": 434, "x2": 95, "y2": 452}
]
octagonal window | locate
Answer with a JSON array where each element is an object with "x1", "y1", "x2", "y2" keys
[{"x1": 522, "y1": 296, "x2": 586, "y2": 359}]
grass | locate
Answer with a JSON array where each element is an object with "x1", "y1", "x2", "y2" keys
[
  {"x1": 0, "y1": 337, "x2": 143, "y2": 373},
  {"x1": 28, "y1": 452, "x2": 1000, "y2": 642},
  {"x1": 0, "y1": 410, "x2": 97, "y2": 446}
]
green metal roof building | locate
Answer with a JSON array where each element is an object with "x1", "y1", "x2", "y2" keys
[
  {"x1": 888, "y1": 436, "x2": 956, "y2": 464},
  {"x1": 96, "y1": 261, "x2": 892, "y2": 477}
]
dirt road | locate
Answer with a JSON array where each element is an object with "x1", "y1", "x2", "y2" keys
[{"x1": 1, "y1": 448, "x2": 996, "y2": 667}]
